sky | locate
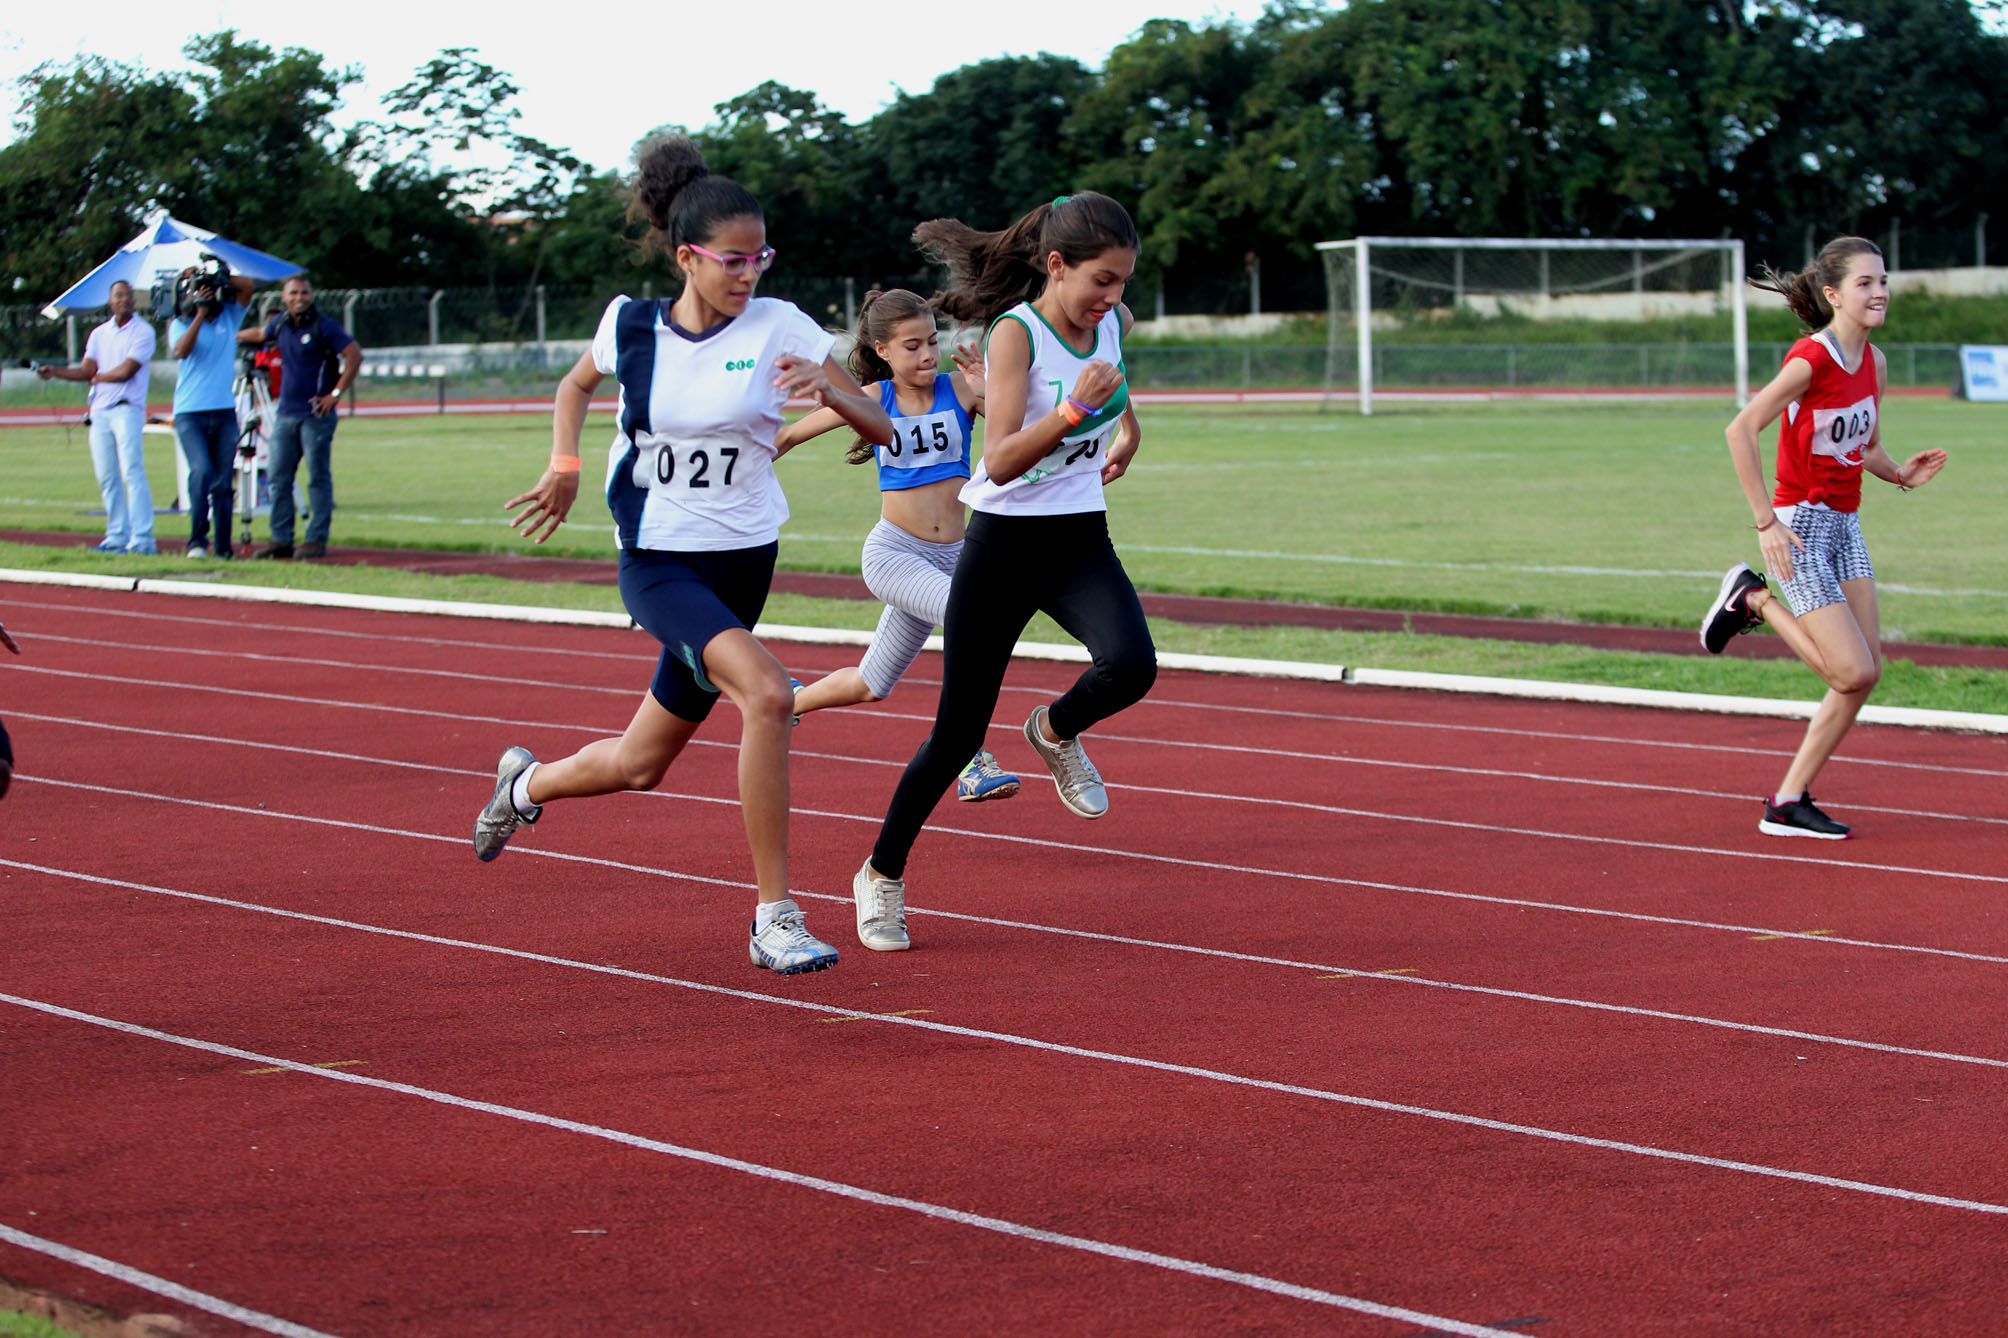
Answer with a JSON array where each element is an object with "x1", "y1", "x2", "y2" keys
[{"x1": 2, "y1": 0, "x2": 1279, "y2": 176}]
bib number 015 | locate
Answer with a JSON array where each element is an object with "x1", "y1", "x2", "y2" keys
[{"x1": 654, "y1": 444, "x2": 740, "y2": 488}]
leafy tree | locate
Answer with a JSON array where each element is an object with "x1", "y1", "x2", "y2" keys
[{"x1": 854, "y1": 54, "x2": 1093, "y2": 280}]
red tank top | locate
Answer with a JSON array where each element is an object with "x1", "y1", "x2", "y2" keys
[{"x1": 1773, "y1": 331, "x2": 1879, "y2": 513}]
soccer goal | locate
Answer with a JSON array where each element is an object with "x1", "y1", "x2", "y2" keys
[{"x1": 1316, "y1": 237, "x2": 1749, "y2": 414}]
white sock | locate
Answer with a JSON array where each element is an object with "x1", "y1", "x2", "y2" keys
[
  {"x1": 511, "y1": 763, "x2": 541, "y2": 816},
  {"x1": 1773, "y1": 790, "x2": 1804, "y2": 807},
  {"x1": 754, "y1": 900, "x2": 784, "y2": 932}
]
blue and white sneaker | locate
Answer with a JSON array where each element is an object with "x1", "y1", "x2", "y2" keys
[
  {"x1": 788, "y1": 677, "x2": 804, "y2": 727},
  {"x1": 955, "y1": 750, "x2": 1021, "y2": 802},
  {"x1": 749, "y1": 899, "x2": 839, "y2": 974}
]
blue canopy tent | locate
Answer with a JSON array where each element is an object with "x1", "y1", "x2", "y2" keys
[{"x1": 41, "y1": 211, "x2": 303, "y2": 317}]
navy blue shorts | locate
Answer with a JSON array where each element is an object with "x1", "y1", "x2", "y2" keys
[{"x1": 618, "y1": 543, "x2": 778, "y2": 722}]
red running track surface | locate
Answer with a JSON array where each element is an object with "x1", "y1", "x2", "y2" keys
[{"x1": 2, "y1": 580, "x2": 2005, "y2": 1337}]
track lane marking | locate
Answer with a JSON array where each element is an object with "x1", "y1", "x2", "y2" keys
[
  {"x1": 9, "y1": 856, "x2": 2008, "y2": 1086},
  {"x1": 0, "y1": 997, "x2": 1537, "y2": 1338},
  {"x1": 12, "y1": 682, "x2": 2007, "y2": 855},
  {"x1": 0, "y1": 1222, "x2": 341, "y2": 1338},
  {"x1": 18, "y1": 707, "x2": 2004, "y2": 834},
  {"x1": 15, "y1": 770, "x2": 2008, "y2": 980},
  {"x1": 8, "y1": 596, "x2": 2003, "y2": 779},
  {"x1": 9, "y1": 975, "x2": 2008, "y2": 1223}
]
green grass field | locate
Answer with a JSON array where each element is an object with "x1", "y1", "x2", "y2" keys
[{"x1": 2, "y1": 397, "x2": 2003, "y2": 713}]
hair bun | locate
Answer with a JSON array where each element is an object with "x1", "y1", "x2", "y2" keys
[{"x1": 633, "y1": 136, "x2": 711, "y2": 231}]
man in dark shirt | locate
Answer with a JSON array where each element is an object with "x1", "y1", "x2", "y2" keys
[{"x1": 240, "y1": 275, "x2": 361, "y2": 559}]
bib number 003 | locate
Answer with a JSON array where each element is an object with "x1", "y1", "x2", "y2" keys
[{"x1": 654, "y1": 443, "x2": 740, "y2": 488}]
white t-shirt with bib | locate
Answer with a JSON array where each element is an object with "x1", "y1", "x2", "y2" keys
[
  {"x1": 591, "y1": 294, "x2": 834, "y2": 552},
  {"x1": 960, "y1": 302, "x2": 1128, "y2": 517}
]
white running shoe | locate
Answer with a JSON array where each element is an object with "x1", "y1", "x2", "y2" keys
[
  {"x1": 1023, "y1": 706, "x2": 1107, "y2": 819},
  {"x1": 749, "y1": 899, "x2": 840, "y2": 974},
  {"x1": 852, "y1": 861, "x2": 910, "y2": 951},
  {"x1": 473, "y1": 746, "x2": 539, "y2": 861}
]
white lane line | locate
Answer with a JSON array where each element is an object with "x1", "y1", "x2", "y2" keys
[
  {"x1": 19, "y1": 633, "x2": 643, "y2": 696},
  {"x1": 10, "y1": 595, "x2": 2002, "y2": 778},
  {"x1": 11, "y1": 666, "x2": 2006, "y2": 853},
  {"x1": 10, "y1": 969, "x2": 2008, "y2": 1223},
  {"x1": 0, "y1": 1222, "x2": 342, "y2": 1338},
  {"x1": 17, "y1": 709, "x2": 1998, "y2": 833},
  {"x1": 11, "y1": 855, "x2": 2008, "y2": 1078},
  {"x1": 14, "y1": 589, "x2": 2008, "y2": 770},
  {"x1": 18, "y1": 770, "x2": 2008, "y2": 970},
  {"x1": 0, "y1": 997, "x2": 1532, "y2": 1338}
]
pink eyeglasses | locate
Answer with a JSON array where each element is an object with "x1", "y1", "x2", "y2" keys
[{"x1": 686, "y1": 243, "x2": 777, "y2": 277}]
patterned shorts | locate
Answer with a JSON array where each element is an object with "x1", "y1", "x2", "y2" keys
[{"x1": 1774, "y1": 505, "x2": 1875, "y2": 616}]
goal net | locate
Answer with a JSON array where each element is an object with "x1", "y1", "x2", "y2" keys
[{"x1": 1316, "y1": 237, "x2": 1749, "y2": 414}]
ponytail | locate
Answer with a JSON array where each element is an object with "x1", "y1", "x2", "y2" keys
[
  {"x1": 842, "y1": 288, "x2": 934, "y2": 464},
  {"x1": 1751, "y1": 235, "x2": 1883, "y2": 332},
  {"x1": 914, "y1": 192, "x2": 1140, "y2": 327}
]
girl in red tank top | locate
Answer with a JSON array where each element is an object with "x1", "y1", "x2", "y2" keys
[{"x1": 1699, "y1": 237, "x2": 1947, "y2": 840}]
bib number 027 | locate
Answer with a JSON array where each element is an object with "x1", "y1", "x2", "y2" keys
[{"x1": 654, "y1": 443, "x2": 740, "y2": 488}]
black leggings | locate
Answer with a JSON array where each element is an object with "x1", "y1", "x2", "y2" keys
[{"x1": 871, "y1": 509, "x2": 1157, "y2": 878}]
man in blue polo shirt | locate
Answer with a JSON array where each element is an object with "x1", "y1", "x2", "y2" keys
[
  {"x1": 240, "y1": 275, "x2": 361, "y2": 560},
  {"x1": 169, "y1": 261, "x2": 256, "y2": 558}
]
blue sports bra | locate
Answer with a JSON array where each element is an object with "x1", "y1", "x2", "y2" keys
[{"x1": 873, "y1": 374, "x2": 973, "y2": 492}]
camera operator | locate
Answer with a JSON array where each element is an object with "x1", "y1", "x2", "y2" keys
[
  {"x1": 37, "y1": 279, "x2": 158, "y2": 554},
  {"x1": 169, "y1": 257, "x2": 256, "y2": 559},
  {"x1": 238, "y1": 275, "x2": 359, "y2": 560}
]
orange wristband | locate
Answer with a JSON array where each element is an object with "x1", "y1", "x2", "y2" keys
[
  {"x1": 549, "y1": 455, "x2": 582, "y2": 474},
  {"x1": 1057, "y1": 399, "x2": 1085, "y2": 427}
]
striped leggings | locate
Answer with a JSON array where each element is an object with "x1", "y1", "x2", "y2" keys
[{"x1": 857, "y1": 518, "x2": 960, "y2": 700}]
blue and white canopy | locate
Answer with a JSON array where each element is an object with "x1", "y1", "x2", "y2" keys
[{"x1": 41, "y1": 210, "x2": 304, "y2": 318}]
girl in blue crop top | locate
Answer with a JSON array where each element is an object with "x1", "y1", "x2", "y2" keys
[{"x1": 775, "y1": 289, "x2": 1023, "y2": 816}]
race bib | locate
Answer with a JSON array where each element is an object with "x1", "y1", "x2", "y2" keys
[
  {"x1": 1020, "y1": 425, "x2": 1108, "y2": 485},
  {"x1": 1810, "y1": 394, "x2": 1876, "y2": 466},
  {"x1": 878, "y1": 410, "x2": 965, "y2": 470}
]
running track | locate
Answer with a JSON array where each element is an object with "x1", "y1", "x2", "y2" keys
[{"x1": 2, "y1": 579, "x2": 2005, "y2": 1337}]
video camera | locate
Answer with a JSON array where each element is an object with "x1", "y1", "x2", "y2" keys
[{"x1": 172, "y1": 253, "x2": 233, "y2": 320}]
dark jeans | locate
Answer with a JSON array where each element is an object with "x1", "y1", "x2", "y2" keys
[
  {"x1": 870, "y1": 509, "x2": 1157, "y2": 878},
  {"x1": 175, "y1": 408, "x2": 239, "y2": 553},
  {"x1": 268, "y1": 411, "x2": 337, "y2": 546}
]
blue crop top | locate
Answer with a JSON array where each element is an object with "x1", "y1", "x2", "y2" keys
[{"x1": 873, "y1": 374, "x2": 973, "y2": 492}]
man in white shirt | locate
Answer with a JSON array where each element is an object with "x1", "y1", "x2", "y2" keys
[{"x1": 39, "y1": 280, "x2": 159, "y2": 553}]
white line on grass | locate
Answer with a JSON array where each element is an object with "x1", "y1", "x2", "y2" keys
[
  {"x1": 0, "y1": 995, "x2": 1537, "y2": 1338},
  {"x1": 0, "y1": 1222, "x2": 342, "y2": 1338},
  {"x1": 9, "y1": 964, "x2": 2008, "y2": 1224},
  {"x1": 11, "y1": 854, "x2": 2008, "y2": 1071}
]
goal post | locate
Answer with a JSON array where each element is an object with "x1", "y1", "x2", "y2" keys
[{"x1": 1316, "y1": 237, "x2": 1749, "y2": 415}]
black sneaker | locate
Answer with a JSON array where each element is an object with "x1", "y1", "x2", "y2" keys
[
  {"x1": 256, "y1": 544, "x2": 294, "y2": 561},
  {"x1": 1759, "y1": 794, "x2": 1851, "y2": 840},
  {"x1": 1701, "y1": 563, "x2": 1767, "y2": 654}
]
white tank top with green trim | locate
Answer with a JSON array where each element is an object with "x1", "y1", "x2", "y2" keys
[{"x1": 960, "y1": 301, "x2": 1129, "y2": 517}]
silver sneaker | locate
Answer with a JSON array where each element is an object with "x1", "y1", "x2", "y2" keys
[
  {"x1": 852, "y1": 861, "x2": 910, "y2": 951},
  {"x1": 1023, "y1": 706, "x2": 1107, "y2": 819},
  {"x1": 473, "y1": 746, "x2": 539, "y2": 861},
  {"x1": 749, "y1": 899, "x2": 840, "y2": 974}
]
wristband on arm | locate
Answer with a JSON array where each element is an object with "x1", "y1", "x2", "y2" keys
[{"x1": 549, "y1": 455, "x2": 582, "y2": 474}]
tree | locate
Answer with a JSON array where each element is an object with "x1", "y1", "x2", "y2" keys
[{"x1": 853, "y1": 54, "x2": 1094, "y2": 280}]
